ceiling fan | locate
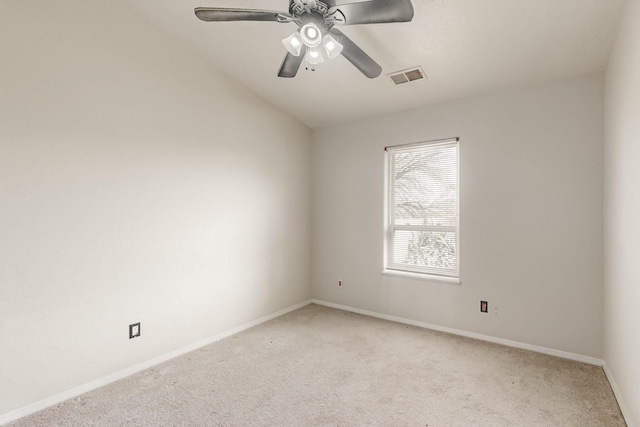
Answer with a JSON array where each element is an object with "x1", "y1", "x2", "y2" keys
[{"x1": 194, "y1": 0, "x2": 414, "y2": 78}]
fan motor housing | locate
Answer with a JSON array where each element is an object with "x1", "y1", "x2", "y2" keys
[{"x1": 290, "y1": 0, "x2": 334, "y2": 20}]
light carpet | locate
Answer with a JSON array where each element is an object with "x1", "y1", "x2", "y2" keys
[{"x1": 9, "y1": 304, "x2": 625, "y2": 426}]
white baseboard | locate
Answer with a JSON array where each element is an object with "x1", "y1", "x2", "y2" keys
[
  {"x1": 311, "y1": 299, "x2": 604, "y2": 366},
  {"x1": 0, "y1": 299, "x2": 312, "y2": 426},
  {"x1": 603, "y1": 362, "x2": 635, "y2": 427},
  {"x1": 5, "y1": 299, "x2": 621, "y2": 426}
]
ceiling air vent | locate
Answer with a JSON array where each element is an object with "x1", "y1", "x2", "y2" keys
[{"x1": 388, "y1": 66, "x2": 426, "y2": 85}]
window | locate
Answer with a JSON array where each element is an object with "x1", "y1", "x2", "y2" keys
[{"x1": 384, "y1": 138, "x2": 459, "y2": 280}]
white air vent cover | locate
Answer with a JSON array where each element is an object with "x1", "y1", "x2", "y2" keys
[{"x1": 388, "y1": 66, "x2": 426, "y2": 85}]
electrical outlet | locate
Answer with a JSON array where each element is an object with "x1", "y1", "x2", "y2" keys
[
  {"x1": 480, "y1": 301, "x2": 488, "y2": 313},
  {"x1": 129, "y1": 322, "x2": 141, "y2": 339},
  {"x1": 338, "y1": 280, "x2": 343, "y2": 288},
  {"x1": 493, "y1": 306, "x2": 498, "y2": 316}
]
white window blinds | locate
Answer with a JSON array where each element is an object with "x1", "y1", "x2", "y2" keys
[{"x1": 385, "y1": 138, "x2": 459, "y2": 278}]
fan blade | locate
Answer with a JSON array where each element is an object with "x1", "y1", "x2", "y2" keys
[
  {"x1": 331, "y1": 29, "x2": 382, "y2": 78},
  {"x1": 195, "y1": 7, "x2": 291, "y2": 22},
  {"x1": 329, "y1": 0, "x2": 414, "y2": 25},
  {"x1": 278, "y1": 46, "x2": 307, "y2": 78}
]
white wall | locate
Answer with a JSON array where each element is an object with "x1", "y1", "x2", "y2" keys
[
  {"x1": 312, "y1": 74, "x2": 604, "y2": 359},
  {"x1": 0, "y1": 0, "x2": 311, "y2": 418},
  {"x1": 604, "y1": 0, "x2": 640, "y2": 424}
]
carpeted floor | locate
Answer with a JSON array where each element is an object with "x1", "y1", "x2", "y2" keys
[{"x1": 10, "y1": 304, "x2": 625, "y2": 426}]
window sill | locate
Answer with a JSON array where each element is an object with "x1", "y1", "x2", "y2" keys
[{"x1": 381, "y1": 269, "x2": 461, "y2": 285}]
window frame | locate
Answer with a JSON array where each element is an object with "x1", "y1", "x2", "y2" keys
[{"x1": 383, "y1": 138, "x2": 460, "y2": 284}]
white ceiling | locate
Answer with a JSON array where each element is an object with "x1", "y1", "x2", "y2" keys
[{"x1": 127, "y1": 0, "x2": 625, "y2": 129}]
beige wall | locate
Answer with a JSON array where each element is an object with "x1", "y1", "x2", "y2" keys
[
  {"x1": 312, "y1": 74, "x2": 604, "y2": 359},
  {"x1": 0, "y1": 0, "x2": 311, "y2": 417},
  {"x1": 604, "y1": 0, "x2": 640, "y2": 423}
]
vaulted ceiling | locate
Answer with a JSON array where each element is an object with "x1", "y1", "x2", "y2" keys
[{"x1": 127, "y1": 0, "x2": 625, "y2": 129}]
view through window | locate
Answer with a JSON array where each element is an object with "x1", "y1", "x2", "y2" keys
[{"x1": 384, "y1": 138, "x2": 459, "y2": 279}]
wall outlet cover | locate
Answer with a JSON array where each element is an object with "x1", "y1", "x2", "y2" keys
[
  {"x1": 480, "y1": 301, "x2": 488, "y2": 313},
  {"x1": 129, "y1": 322, "x2": 141, "y2": 339}
]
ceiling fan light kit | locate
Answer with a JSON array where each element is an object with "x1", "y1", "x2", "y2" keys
[
  {"x1": 300, "y1": 23, "x2": 322, "y2": 47},
  {"x1": 282, "y1": 32, "x2": 304, "y2": 56},
  {"x1": 305, "y1": 46, "x2": 324, "y2": 65},
  {"x1": 195, "y1": 0, "x2": 414, "y2": 78},
  {"x1": 282, "y1": 23, "x2": 344, "y2": 66},
  {"x1": 322, "y1": 34, "x2": 343, "y2": 59}
]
